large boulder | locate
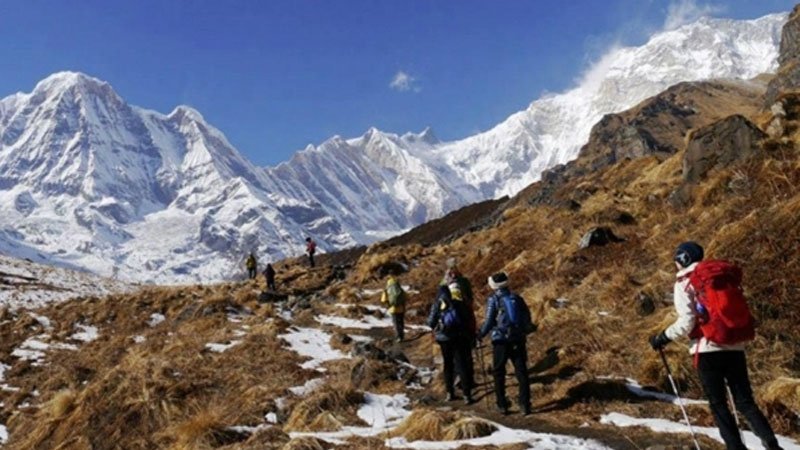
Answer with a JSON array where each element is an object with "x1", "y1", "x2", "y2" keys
[
  {"x1": 682, "y1": 115, "x2": 766, "y2": 183},
  {"x1": 766, "y1": 5, "x2": 800, "y2": 106},
  {"x1": 578, "y1": 227, "x2": 623, "y2": 249}
]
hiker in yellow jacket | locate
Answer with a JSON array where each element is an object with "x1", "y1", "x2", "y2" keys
[{"x1": 381, "y1": 276, "x2": 407, "y2": 342}]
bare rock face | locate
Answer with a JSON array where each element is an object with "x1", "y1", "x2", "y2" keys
[
  {"x1": 766, "y1": 5, "x2": 800, "y2": 106},
  {"x1": 683, "y1": 115, "x2": 767, "y2": 183}
]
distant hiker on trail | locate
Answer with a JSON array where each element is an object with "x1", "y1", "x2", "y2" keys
[
  {"x1": 263, "y1": 263, "x2": 276, "y2": 291},
  {"x1": 245, "y1": 253, "x2": 257, "y2": 280},
  {"x1": 305, "y1": 237, "x2": 317, "y2": 268},
  {"x1": 440, "y1": 257, "x2": 477, "y2": 390},
  {"x1": 650, "y1": 242, "x2": 783, "y2": 450},
  {"x1": 381, "y1": 276, "x2": 407, "y2": 342},
  {"x1": 427, "y1": 285, "x2": 474, "y2": 404},
  {"x1": 479, "y1": 272, "x2": 535, "y2": 415}
]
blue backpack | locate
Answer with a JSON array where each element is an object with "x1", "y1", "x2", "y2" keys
[
  {"x1": 440, "y1": 297, "x2": 464, "y2": 333},
  {"x1": 499, "y1": 293, "x2": 535, "y2": 338}
]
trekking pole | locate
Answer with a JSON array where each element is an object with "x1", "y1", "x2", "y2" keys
[
  {"x1": 475, "y1": 342, "x2": 491, "y2": 408},
  {"x1": 726, "y1": 383, "x2": 745, "y2": 442},
  {"x1": 659, "y1": 349, "x2": 702, "y2": 450}
]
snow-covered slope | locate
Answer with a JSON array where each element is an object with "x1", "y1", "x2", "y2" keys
[
  {"x1": 0, "y1": 73, "x2": 355, "y2": 283},
  {"x1": 0, "y1": 254, "x2": 132, "y2": 310},
  {"x1": 424, "y1": 14, "x2": 786, "y2": 197},
  {"x1": 0, "y1": 13, "x2": 786, "y2": 283}
]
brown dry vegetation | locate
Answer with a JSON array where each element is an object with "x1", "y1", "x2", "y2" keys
[
  {"x1": 351, "y1": 92, "x2": 800, "y2": 436},
  {"x1": 3, "y1": 67, "x2": 800, "y2": 450}
]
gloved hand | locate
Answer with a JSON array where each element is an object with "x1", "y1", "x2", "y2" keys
[{"x1": 649, "y1": 331, "x2": 671, "y2": 350}]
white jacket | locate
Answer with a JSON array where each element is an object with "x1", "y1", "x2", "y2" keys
[{"x1": 664, "y1": 262, "x2": 745, "y2": 355}]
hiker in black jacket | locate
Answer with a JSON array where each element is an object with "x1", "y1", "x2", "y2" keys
[
  {"x1": 427, "y1": 285, "x2": 474, "y2": 404},
  {"x1": 479, "y1": 272, "x2": 532, "y2": 415},
  {"x1": 263, "y1": 263, "x2": 276, "y2": 291}
]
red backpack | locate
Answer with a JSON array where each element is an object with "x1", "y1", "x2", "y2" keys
[{"x1": 686, "y1": 260, "x2": 755, "y2": 346}]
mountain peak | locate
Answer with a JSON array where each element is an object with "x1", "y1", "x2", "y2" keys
[
  {"x1": 169, "y1": 105, "x2": 207, "y2": 123},
  {"x1": 32, "y1": 71, "x2": 109, "y2": 94},
  {"x1": 402, "y1": 126, "x2": 439, "y2": 145}
]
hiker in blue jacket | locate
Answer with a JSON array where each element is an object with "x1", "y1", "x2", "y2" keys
[
  {"x1": 479, "y1": 272, "x2": 533, "y2": 415},
  {"x1": 427, "y1": 285, "x2": 474, "y2": 404}
]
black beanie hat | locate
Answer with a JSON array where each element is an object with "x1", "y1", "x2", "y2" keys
[{"x1": 674, "y1": 241, "x2": 704, "y2": 268}]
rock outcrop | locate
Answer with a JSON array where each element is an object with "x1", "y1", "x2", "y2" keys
[
  {"x1": 682, "y1": 115, "x2": 767, "y2": 183},
  {"x1": 766, "y1": 5, "x2": 800, "y2": 106}
]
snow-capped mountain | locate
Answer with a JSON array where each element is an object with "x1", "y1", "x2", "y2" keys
[
  {"x1": 0, "y1": 13, "x2": 786, "y2": 283},
  {"x1": 0, "y1": 72, "x2": 355, "y2": 283}
]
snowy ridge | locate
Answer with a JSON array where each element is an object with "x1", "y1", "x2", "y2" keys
[{"x1": 0, "y1": 13, "x2": 786, "y2": 283}]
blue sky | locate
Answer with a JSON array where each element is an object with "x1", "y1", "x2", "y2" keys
[{"x1": 0, "y1": 0, "x2": 794, "y2": 166}]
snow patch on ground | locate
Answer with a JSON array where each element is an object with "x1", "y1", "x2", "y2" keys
[
  {"x1": 600, "y1": 376, "x2": 706, "y2": 405},
  {"x1": 11, "y1": 336, "x2": 50, "y2": 364},
  {"x1": 385, "y1": 423, "x2": 610, "y2": 449},
  {"x1": 278, "y1": 327, "x2": 346, "y2": 370},
  {"x1": 147, "y1": 313, "x2": 165, "y2": 327},
  {"x1": 205, "y1": 341, "x2": 241, "y2": 353},
  {"x1": 316, "y1": 314, "x2": 393, "y2": 330},
  {"x1": 30, "y1": 313, "x2": 52, "y2": 329},
  {"x1": 0, "y1": 424, "x2": 7, "y2": 445},
  {"x1": 132, "y1": 335, "x2": 146, "y2": 343},
  {"x1": 601, "y1": 412, "x2": 800, "y2": 450},
  {"x1": 288, "y1": 378, "x2": 326, "y2": 396},
  {"x1": 358, "y1": 393, "x2": 411, "y2": 429},
  {"x1": 360, "y1": 289, "x2": 383, "y2": 297},
  {"x1": 70, "y1": 324, "x2": 99, "y2": 342}
]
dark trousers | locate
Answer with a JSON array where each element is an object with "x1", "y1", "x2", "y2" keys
[
  {"x1": 266, "y1": 276, "x2": 276, "y2": 291},
  {"x1": 247, "y1": 268, "x2": 256, "y2": 279},
  {"x1": 697, "y1": 351, "x2": 781, "y2": 450},
  {"x1": 392, "y1": 313, "x2": 404, "y2": 340},
  {"x1": 308, "y1": 252, "x2": 315, "y2": 267},
  {"x1": 439, "y1": 340, "x2": 472, "y2": 397},
  {"x1": 492, "y1": 340, "x2": 531, "y2": 410}
]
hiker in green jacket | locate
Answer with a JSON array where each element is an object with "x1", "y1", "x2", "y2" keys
[
  {"x1": 245, "y1": 253, "x2": 257, "y2": 280},
  {"x1": 381, "y1": 276, "x2": 407, "y2": 342}
]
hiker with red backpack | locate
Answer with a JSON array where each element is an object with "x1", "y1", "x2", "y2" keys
[
  {"x1": 427, "y1": 284, "x2": 474, "y2": 404},
  {"x1": 479, "y1": 272, "x2": 535, "y2": 415},
  {"x1": 649, "y1": 242, "x2": 783, "y2": 450},
  {"x1": 305, "y1": 237, "x2": 317, "y2": 268}
]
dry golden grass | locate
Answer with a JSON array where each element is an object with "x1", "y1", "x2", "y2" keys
[
  {"x1": 387, "y1": 409, "x2": 496, "y2": 442},
  {"x1": 281, "y1": 436, "x2": 329, "y2": 450},
  {"x1": 387, "y1": 409, "x2": 453, "y2": 441},
  {"x1": 283, "y1": 386, "x2": 364, "y2": 432},
  {"x1": 442, "y1": 417, "x2": 497, "y2": 440}
]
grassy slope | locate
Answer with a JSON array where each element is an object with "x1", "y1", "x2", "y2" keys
[{"x1": 1, "y1": 88, "x2": 799, "y2": 448}]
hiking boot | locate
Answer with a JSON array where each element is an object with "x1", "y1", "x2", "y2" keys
[
  {"x1": 522, "y1": 405, "x2": 532, "y2": 416},
  {"x1": 445, "y1": 392, "x2": 456, "y2": 402},
  {"x1": 395, "y1": 337, "x2": 403, "y2": 343},
  {"x1": 497, "y1": 399, "x2": 510, "y2": 415},
  {"x1": 464, "y1": 394, "x2": 475, "y2": 405}
]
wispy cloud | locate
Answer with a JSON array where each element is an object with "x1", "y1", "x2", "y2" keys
[
  {"x1": 389, "y1": 71, "x2": 420, "y2": 92},
  {"x1": 663, "y1": 0, "x2": 725, "y2": 30}
]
